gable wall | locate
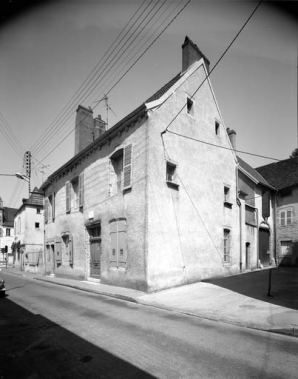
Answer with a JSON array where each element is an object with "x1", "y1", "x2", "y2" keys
[{"x1": 146, "y1": 63, "x2": 240, "y2": 291}]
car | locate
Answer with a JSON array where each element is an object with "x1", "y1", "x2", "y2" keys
[{"x1": 0, "y1": 269, "x2": 5, "y2": 297}]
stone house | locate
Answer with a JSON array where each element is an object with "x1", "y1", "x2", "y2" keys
[
  {"x1": 0, "y1": 197, "x2": 17, "y2": 266},
  {"x1": 13, "y1": 187, "x2": 44, "y2": 272},
  {"x1": 236, "y1": 156, "x2": 276, "y2": 270},
  {"x1": 256, "y1": 157, "x2": 298, "y2": 266},
  {"x1": 41, "y1": 36, "x2": 242, "y2": 292}
]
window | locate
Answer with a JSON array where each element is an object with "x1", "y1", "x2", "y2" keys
[
  {"x1": 37, "y1": 208, "x2": 41, "y2": 214},
  {"x1": 224, "y1": 186, "x2": 230, "y2": 203},
  {"x1": 62, "y1": 234, "x2": 73, "y2": 266},
  {"x1": 215, "y1": 120, "x2": 220, "y2": 135},
  {"x1": 281, "y1": 241, "x2": 292, "y2": 257},
  {"x1": 187, "y1": 97, "x2": 194, "y2": 116},
  {"x1": 110, "y1": 219, "x2": 127, "y2": 268},
  {"x1": 66, "y1": 179, "x2": 80, "y2": 213},
  {"x1": 166, "y1": 162, "x2": 176, "y2": 183},
  {"x1": 280, "y1": 209, "x2": 292, "y2": 226},
  {"x1": 35, "y1": 223, "x2": 40, "y2": 229},
  {"x1": 6, "y1": 228, "x2": 10, "y2": 236},
  {"x1": 109, "y1": 145, "x2": 132, "y2": 196},
  {"x1": 223, "y1": 229, "x2": 230, "y2": 263}
]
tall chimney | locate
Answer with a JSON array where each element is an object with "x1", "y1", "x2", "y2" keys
[
  {"x1": 94, "y1": 115, "x2": 106, "y2": 140},
  {"x1": 75, "y1": 105, "x2": 94, "y2": 155},
  {"x1": 182, "y1": 36, "x2": 210, "y2": 73},
  {"x1": 227, "y1": 128, "x2": 236, "y2": 150}
]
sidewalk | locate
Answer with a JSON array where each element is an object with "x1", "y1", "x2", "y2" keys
[{"x1": 3, "y1": 266, "x2": 298, "y2": 338}]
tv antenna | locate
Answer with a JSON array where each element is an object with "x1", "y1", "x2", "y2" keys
[{"x1": 94, "y1": 95, "x2": 116, "y2": 129}]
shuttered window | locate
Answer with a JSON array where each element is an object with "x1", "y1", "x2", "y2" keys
[
  {"x1": 55, "y1": 236, "x2": 62, "y2": 266},
  {"x1": 66, "y1": 181, "x2": 71, "y2": 213},
  {"x1": 78, "y1": 172, "x2": 84, "y2": 208},
  {"x1": 123, "y1": 144, "x2": 132, "y2": 189},
  {"x1": 223, "y1": 229, "x2": 231, "y2": 263},
  {"x1": 280, "y1": 210, "x2": 292, "y2": 226},
  {"x1": 109, "y1": 219, "x2": 127, "y2": 268}
]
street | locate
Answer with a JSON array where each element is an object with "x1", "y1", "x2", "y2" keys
[{"x1": 0, "y1": 272, "x2": 297, "y2": 379}]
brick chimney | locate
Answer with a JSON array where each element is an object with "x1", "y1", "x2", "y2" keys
[
  {"x1": 75, "y1": 105, "x2": 94, "y2": 155},
  {"x1": 182, "y1": 36, "x2": 210, "y2": 73},
  {"x1": 94, "y1": 115, "x2": 106, "y2": 140},
  {"x1": 227, "y1": 128, "x2": 236, "y2": 150}
]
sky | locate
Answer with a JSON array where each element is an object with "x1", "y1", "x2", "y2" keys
[{"x1": 0, "y1": 0, "x2": 297, "y2": 208}]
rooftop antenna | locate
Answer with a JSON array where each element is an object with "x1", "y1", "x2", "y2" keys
[{"x1": 94, "y1": 95, "x2": 116, "y2": 129}]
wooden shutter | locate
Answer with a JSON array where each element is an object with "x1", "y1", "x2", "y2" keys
[
  {"x1": 69, "y1": 234, "x2": 73, "y2": 266},
  {"x1": 123, "y1": 144, "x2": 132, "y2": 189},
  {"x1": 118, "y1": 220, "x2": 127, "y2": 268},
  {"x1": 280, "y1": 211, "x2": 285, "y2": 226},
  {"x1": 52, "y1": 193, "x2": 55, "y2": 221},
  {"x1": 79, "y1": 172, "x2": 84, "y2": 208},
  {"x1": 55, "y1": 236, "x2": 62, "y2": 264},
  {"x1": 66, "y1": 181, "x2": 71, "y2": 213},
  {"x1": 110, "y1": 221, "x2": 118, "y2": 267},
  {"x1": 44, "y1": 198, "x2": 49, "y2": 223}
]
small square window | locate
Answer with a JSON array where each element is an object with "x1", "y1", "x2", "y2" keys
[
  {"x1": 187, "y1": 97, "x2": 194, "y2": 116},
  {"x1": 166, "y1": 162, "x2": 179, "y2": 190},
  {"x1": 35, "y1": 222, "x2": 40, "y2": 229},
  {"x1": 224, "y1": 186, "x2": 231, "y2": 206},
  {"x1": 215, "y1": 121, "x2": 220, "y2": 135}
]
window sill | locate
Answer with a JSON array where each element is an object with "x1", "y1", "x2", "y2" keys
[
  {"x1": 224, "y1": 201, "x2": 233, "y2": 208},
  {"x1": 166, "y1": 181, "x2": 179, "y2": 190}
]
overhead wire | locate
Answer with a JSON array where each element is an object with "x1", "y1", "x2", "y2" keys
[
  {"x1": 29, "y1": 0, "x2": 152, "y2": 156},
  {"x1": 0, "y1": 112, "x2": 26, "y2": 159},
  {"x1": 30, "y1": 0, "x2": 162, "y2": 160},
  {"x1": 32, "y1": 0, "x2": 180, "y2": 163},
  {"x1": 34, "y1": 0, "x2": 191, "y2": 170}
]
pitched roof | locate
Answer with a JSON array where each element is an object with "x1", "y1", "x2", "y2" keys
[
  {"x1": 2, "y1": 207, "x2": 18, "y2": 227},
  {"x1": 256, "y1": 157, "x2": 298, "y2": 190},
  {"x1": 41, "y1": 70, "x2": 188, "y2": 190},
  {"x1": 237, "y1": 156, "x2": 274, "y2": 189}
]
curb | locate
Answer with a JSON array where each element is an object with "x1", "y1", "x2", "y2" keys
[{"x1": 3, "y1": 269, "x2": 298, "y2": 338}]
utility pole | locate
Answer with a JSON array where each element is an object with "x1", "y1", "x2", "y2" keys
[{"x1": 24, "y1": 151, "x2": 31, "y2": 195}]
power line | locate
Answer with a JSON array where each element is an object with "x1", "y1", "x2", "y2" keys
[
  {"x1": 34, "y1": 0, "x2": 191, "y2": 170},
  {"x1": 162, "y1": 0, "x2": 263, "y2": 135},
  {"x1": 166, "y1": 129, "x2": 281, "y2": 162},
  {"x1": 30, "y1": 0, "x2": 163, "y2": 159},
  {"x1": 32, "y1": 0, "x2": 180, "y2": 162}
]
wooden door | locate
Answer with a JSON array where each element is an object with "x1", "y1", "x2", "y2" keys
[
  {"x1": 259, "y1": 229, "x2": 270, "y2": 266},
  {"x1": 90, "y1": 239, "x2": 101, "y2": 278}
]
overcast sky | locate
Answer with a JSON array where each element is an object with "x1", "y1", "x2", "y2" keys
[{"x1": 0, "y1": 0, "x2": 297, "y2": 208}]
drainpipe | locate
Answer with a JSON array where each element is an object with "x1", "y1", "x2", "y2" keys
[
  {"x1": 255, "y1": 207, "x2": 259, "y2": 267},
  {"x1": 273, "y1": 191, "x2": 277, "y2": 265},
  {"x1": 236, "y1": 164, "x2": 242, "y2": 272}
]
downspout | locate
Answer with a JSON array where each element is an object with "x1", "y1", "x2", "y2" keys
[
  {"x1": 255, "y1": 207, "x2": 259, "y2": 267},
  {"x1": 236, "y1": 164, "x2": 242, "y2": 272},
  {"x1": 273, "y1": 191, "x2": 277, "y2": 265}
]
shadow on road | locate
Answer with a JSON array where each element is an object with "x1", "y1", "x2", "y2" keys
[
  {"x1": 0, "y1": 296, "x2": 157, "y2": 379},
  {"x1": 204, "y1": 266, "x2": 298, "y2": 311}
]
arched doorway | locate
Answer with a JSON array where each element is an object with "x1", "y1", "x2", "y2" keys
[{"x1": 259, "y1": 226, "x2": 270, "y2": 267}]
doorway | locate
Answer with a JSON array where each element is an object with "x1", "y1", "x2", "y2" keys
[
  {"x1": 88, "y1": 224, "x2": 101, "y2": 279},
  {"x1": 245, "y1": 242, "x2": 251, "y2": 270},
  {"x1": 259, "y1": 228, "x2": 270, "y2": 266}
]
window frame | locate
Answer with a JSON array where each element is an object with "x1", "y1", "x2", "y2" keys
[
  {"x1": 166, "y1": 161, "x2": 179, "y2": 189},
  {"x1": 280, "y1": 209, "x2": 292, "y2": 226},
  {"x1": 186, "y1": 96, "x2": 194, "y2": 117}
]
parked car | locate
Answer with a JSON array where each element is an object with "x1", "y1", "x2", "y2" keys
[{"x1": 0, "y1": 269, "x2": 5, "y2": 297}]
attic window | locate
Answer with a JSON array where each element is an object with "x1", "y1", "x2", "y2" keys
[
  {"x1": 187, "y1": 97, "x2": 194, "y2": 116},
  {"x1": 215, "y1": 121, "x2": 220, "y2": 135}
]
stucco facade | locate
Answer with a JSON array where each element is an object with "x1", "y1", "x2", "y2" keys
[
  {"x1": 41, "y1": 37, "x2": 243, "y2": 292},
  {"x1": 0, "y1": 198, "x2": 17, "y2": 266},
  {"x1": 13, "y1": 188, "x2": 44, "y2": 273}
]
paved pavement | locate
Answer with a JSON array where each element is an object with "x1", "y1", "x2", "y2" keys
[{"x1": 2, "y1": 265, "x2": 298, "y2": 338}]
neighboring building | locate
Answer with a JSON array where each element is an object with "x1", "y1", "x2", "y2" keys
[
  {"x1": 41, "y1": 36, "x2": 242, "y2": 292},
  {"x1": 237, "y1": 156, "x2": 276, "y2": 270},
  {"x1": 13, "y1": 187, "x2": 44, "y2": 273},
  {"x1": 256, "y1": 157, "x2": 298, "y2": 266},
  {"x1": 0, "y1": 197, "x2": 17, "y2": 266}
]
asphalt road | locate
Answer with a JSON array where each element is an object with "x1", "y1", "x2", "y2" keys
[{"x1": 0, "y1": 272, "x2": 297, "y2": 379}]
